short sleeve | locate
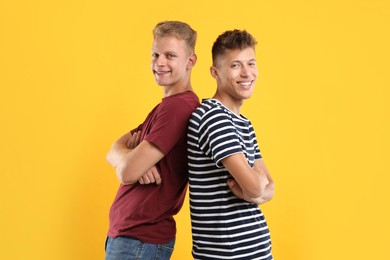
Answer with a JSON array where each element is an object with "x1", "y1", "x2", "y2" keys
[{"x1": 198, "y1": 108, "x2": 243, "y2": 168}]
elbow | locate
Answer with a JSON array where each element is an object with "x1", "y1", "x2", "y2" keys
[
  {"x1": 106, "y1": 151, "x2": 113, "y2": 166},
  {"x1": 245, "y1": 179, "x2": 269, "y2": 198},
  {"x1": 106, "y1": 149, "x2": 117, "y2": 168},
  {"x1": 119, "y1": 178, "x2": 136, "y2": 185},
  {"x1": 245, "y1": 187, "x2": 265, "y2": 199},
  {"x1": 117, "y1": 171, "x2": 137, "y2": 185},
  {"x1": 116, "y1": 162, "x2": 138, "y2": 185},
  {"x1": 269, "y1": 182, "x2": 275, "y2": 198}
]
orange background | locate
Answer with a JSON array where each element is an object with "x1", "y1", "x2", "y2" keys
[{"x1": 1, "y1": 0, "x2": 389, "y2": 259}]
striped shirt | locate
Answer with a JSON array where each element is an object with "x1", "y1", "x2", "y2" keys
[{"x1": 187, "y1": 99, "x2": 273, "y2": 260}]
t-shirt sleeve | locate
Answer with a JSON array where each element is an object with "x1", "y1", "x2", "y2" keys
[
  {"x1": 143, "y1": 99, "x2": 194, "y2": 155},
  {"x1": 198, "y1": 108, "x2": 243, "y2": 168}
]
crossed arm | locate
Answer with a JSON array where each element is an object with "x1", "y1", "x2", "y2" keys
[
  {"x1": 222, "y1": 154, "x2": 274, "y2": 205},
  {"x1": 106, "y1": 131, "x2": 163, "y2": 185}
]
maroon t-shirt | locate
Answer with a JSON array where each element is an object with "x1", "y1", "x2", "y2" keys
[{"x1": 108, "y1": 90, "x2": 199, "y2": 244}]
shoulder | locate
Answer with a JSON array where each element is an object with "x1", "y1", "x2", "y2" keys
[
  {"x1": 202, "y1": 99, "x2": 232, "y2": 118},
  {"x1": 162, "y1": 91, "x2": 199, "y2": 112},
  {"x1": 190, "y1": 99, "x2": 233, "y2": 128},
  {"x1": 150, "y1": 92, "x2": 199, "y2": 126}
]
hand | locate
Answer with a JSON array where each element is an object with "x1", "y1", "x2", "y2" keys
[
  {"x1": 139, "y1": 165, "x2": 162, "y2": 185},
  {"x1": 126, "y1": 131, "x2": 141, "y2": 149}
]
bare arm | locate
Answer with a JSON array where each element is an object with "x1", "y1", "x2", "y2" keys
[
  {"x1": 255, "y1": 159, "x2": 274, "y2": 204},
  {"x1": 106, "y1": 131, "x2": 164, "y2": 185},
  {"x1": 222, "y1": 154, "x2": 274, "y2": 203},
  {"x1": 106, "y1": 131, "x2": 140, "y2": 168}
]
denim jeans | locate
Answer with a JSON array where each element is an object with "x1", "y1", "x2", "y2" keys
[{"x1": 105, "y1": 236, "x2": 175, "y2": 260}]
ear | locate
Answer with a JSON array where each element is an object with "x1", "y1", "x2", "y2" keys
[
  {"x1": 210, "y1": 65, "x2": 219, "y2": 80},
  {"x1": 186, "y1": 53, "x2": 197, "y2": 69}
]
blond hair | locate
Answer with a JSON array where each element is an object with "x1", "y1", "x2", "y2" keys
[{"x1": 153, "y1": 21, "x2": 197, "y2": 53}]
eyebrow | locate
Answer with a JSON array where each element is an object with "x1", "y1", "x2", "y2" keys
[
  {"x1": 231, "y1": 58, "x2": 256, "y2": 63},
  {"x1": 151, "y1": 50, "x2": 178, "y2": 56},
  {"x1": 165, "y1": 51, "x2": 178, "y2": 55}
]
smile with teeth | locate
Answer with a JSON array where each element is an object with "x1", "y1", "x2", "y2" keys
[
  {"x1": 238, "y1": 81, "x2": 253, "y2": 87},
  {"x1": 155, "y1": 70, "x2": 171, "y2": 75}
]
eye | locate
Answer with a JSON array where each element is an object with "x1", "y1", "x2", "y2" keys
[
  {"x1": 231, "y1": 63, "x2": 240, "y2": 68},
  {"x1": 248, "y1": 60, "x2": 257, "y2": 66},
  {"x1": 166, "y1": 53, "x2": 176, "y2": 59},
  {"x1": 152, "y1": 53, "x2": 159, "y2": 59}
]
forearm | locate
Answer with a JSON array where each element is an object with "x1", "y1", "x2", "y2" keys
[
  {"x1": 257, "y1": 182, "x2": 274, "y2": 204},
  {"x1": 226, "y1": 157, "x2": 274, "y2": 204},
  {"x1": 106, "y1": 131, "x2": 138, "y2": 183},
  {"x1": 223, "y1": 155, "x2": 269, "y2": 198},
  {"x1": 114, "y1": 141, "x2": 165, "y2": 185},
  {"x1": 106, "y1": 143, "x2": 130, "y2": 168},
  {"x1": 258, "y1": 161, "x2": 274, "y2": 203},
  {"x1": 109, "y1": 147, "x2": 143, "y2": 185},
  {"x1": 229, "y1": 177, "x2": 274, "y2": 205},
  {"x1": 248, "y1": 170, "x2": 274, "y2": 204},
  {"x1": 250, "y1": 162, "x2": 274, "y2": 204}
]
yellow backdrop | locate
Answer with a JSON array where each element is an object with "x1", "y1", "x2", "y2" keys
[{"x1": 1, "y1": 0, "x2": 389, "y2": 259}]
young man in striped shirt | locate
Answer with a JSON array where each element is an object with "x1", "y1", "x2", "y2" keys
[{"x1": 187, "y1": 29, "x2": 274, "y2": 259}]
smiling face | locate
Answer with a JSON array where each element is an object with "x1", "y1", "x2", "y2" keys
[
  {"x1": 211, "y1": 47, "x2": 258, "y2": 109},
  {"x1": 151, "y1": 36, "x2": 195, "y2": 93}
]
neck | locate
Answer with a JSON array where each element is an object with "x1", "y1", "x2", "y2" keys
[
  {"x1": 212, "y1": 93, "x2": 243, "y2": 115},
  {"x1": 163, "y1": 83, "x2": 192, "y2": 97}
]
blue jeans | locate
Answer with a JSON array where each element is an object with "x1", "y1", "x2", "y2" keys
[{"x1": 105, "y1": 236, "x2": 175, "y2": 260}]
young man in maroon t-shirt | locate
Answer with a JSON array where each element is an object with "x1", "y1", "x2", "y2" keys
[{"x1": 105, "y1": 21, "x2": 199, "y2": 260}]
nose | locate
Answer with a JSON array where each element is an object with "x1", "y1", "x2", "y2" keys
[
  {"x1": 240, "y1": 65, "x2": 250, "y2": 77},
  {"x1": 155, "y1": 55, "x2": 167, "y2": 67}
]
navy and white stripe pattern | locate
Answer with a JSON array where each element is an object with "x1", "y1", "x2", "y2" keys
[{"x1": 187, "y1": 99, "x2": 272, "y2": 260}]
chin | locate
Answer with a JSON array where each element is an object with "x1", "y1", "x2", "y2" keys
[
  {"x1": 243, "y1": 93, "x2": 254, "y2": 100},
  {"x1": 240, "y1": 91, "x2": 254, "y2": 99},
  {"x1": 155, "y1": 79, "x2": 168, "y2": 85}
]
